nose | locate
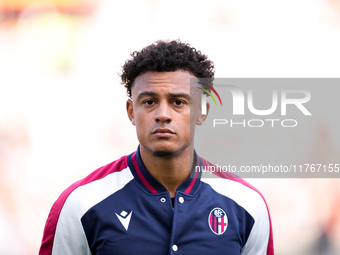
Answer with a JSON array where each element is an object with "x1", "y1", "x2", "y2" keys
[{"x1": 154, "y1": 101, "x2": 172, "y2": 123}]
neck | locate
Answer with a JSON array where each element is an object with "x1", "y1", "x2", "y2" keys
[{"x1": 139, "y1": 146, "x2": 194, "y2": 197}]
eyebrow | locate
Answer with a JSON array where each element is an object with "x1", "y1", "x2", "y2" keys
[
  {"x1": 136, "y1": 91, "x2": 191, "y2": 101},
  {"x1": 169, "y1": 93, "x2": 191, "y2": 100},
  {"x1": 136, "y1": 91, "x2": 158, "y2": 100}
]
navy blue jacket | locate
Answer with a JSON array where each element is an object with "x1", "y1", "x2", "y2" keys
[{"x1": 39, "y1": 147, "x2": 274, "y2": 255}]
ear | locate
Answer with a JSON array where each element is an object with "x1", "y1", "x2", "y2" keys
[
  {"x1": 196, "y1": 102, "x2": 210, "y2": 125},
  {"x1": 126, "y1": 99, "x2": 135, "y2": 125}
]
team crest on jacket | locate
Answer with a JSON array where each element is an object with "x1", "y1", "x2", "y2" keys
[{"x1": 208, "y1": 207, "x2": 228, "y2": 235}]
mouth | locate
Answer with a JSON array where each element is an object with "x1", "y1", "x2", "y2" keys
[{"x1": 152, "y1": 128, "x2": 175, "y2": 137}]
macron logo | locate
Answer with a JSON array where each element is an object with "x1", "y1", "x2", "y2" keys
[{"x1": 115, "y1": 210, "x2": 133, "y2": 231}]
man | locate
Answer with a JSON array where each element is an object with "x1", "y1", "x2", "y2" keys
[{"x1": 39, "y1": 40, "x2": 274, "y2": 255}]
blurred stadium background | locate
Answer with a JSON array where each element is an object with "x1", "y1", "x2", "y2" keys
[{"x1": 0, "y1": 0, "x2": 340, "y2": 254}]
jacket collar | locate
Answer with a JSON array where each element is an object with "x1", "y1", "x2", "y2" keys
[{"x1": 127, "y1": 145, "x2": 202, "y2": 195}]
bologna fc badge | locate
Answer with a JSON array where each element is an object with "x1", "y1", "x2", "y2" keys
[{"x1": 208, "y1": 207, "x2": 228, "y2": 235}]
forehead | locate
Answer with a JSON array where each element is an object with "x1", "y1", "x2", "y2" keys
[{"x1": 131, "y1": 71, "x2": 198, "y2": 97}]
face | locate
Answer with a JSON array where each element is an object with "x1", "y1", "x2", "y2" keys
[{"x1": 126, "y1": 70, "x2": 208, "y2": 158}]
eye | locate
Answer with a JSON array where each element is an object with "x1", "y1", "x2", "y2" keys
[
  {"x1": 143, "y1": 99, "x2": 155, "y2": 105},
  {"x1": 174, "y1": 100, "x2": 185, "y2": 106}
]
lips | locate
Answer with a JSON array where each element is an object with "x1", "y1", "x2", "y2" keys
[
  {"x1": 152, "y1": 128, "x2": 175, "y2": 134},
  {"x1": 152, "y1": 128, "x2": 175, "y2": 137}
]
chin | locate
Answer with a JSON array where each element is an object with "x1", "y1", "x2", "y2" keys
[
  {"x1": 145, "y1": 142, "x2": 190, "y2": 158},
  {"x1": 152, "y1": 150, "x2": 176, "y2": 158}
]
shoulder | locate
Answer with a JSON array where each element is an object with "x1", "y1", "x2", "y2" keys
[
  {"x1": 199, "y1": 157, "x2": 269, "y2": 214},
  {"x1": 39, "y1": 154, "x2": 134, "y2": 255},
  {"x1": 54, "y1": 154, "x2": 132, "y2": 212},
  {"x1": 199, "y1": 157, "x2": 274, "y2": 255},
  {"x1": 202, "y1": 178, "x2": 267, "y2": 215}
]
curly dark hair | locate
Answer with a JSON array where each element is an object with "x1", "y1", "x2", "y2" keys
[{"x1": 120, "y1": 40, "x2": 215, "y2": 98}]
